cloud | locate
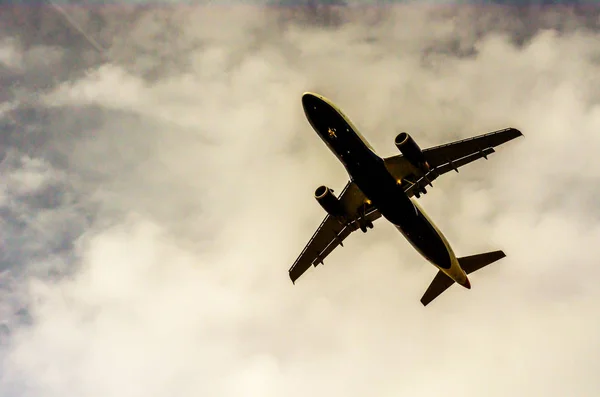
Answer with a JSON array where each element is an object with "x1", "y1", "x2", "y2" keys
[{"x1": 1, "y1": 3, "x2": 600, "y2": 397}]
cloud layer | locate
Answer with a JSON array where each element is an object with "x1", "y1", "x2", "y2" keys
[{"x1": 1, "y1": 3, "x2": 600, "y2": 397}]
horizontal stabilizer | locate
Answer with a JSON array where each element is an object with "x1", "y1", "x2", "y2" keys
[
  {"x1": 420, "y1": 271, "x2": 455, "y2": 307},
  {"x1": 420, "y1": 250, "x2": 506, "y2": 306},
  {"x1": 459, "y1": 250, "x2": 506, "y2": 275}
]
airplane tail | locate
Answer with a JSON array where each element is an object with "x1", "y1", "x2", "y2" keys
[{"x1": 420, "y1": 250, "x2": 506, "y2": 306}]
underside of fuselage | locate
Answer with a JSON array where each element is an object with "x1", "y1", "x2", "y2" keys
[{"x1": 302, "y1": 92, "x2": 460, "y2": 275}]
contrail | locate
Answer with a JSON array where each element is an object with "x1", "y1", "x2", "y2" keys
[
  {"x1": 7, "y1": 1, "x2": 111, "y2": 109},
  {"x1": 44, "y1": 0, "x2": 108, "y2": 57}
]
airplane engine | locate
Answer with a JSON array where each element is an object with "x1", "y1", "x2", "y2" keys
[
  {"x1": 395, "y1": 132, "x2": 430, "y2": 172},
  {"x1": 315, "y1": 185, "x2": 346, "y2": 218}
]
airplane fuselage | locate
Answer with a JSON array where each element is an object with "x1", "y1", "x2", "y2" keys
[{"x1": 301, "y1": 92, "x2": 471, "y2": 288}]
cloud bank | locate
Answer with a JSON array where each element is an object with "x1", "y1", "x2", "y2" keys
[{"x1": 1, "y1": 3, "x2": 600, "y2": 397}]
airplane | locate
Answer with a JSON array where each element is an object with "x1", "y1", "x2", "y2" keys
[{"x1": 288, "y1": 92, "x2": 524, "y2": 306}]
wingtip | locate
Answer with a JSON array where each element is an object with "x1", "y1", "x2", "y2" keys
[
  {"x1": 462, "y1": 276, "x2": 471, "y2": 289},
  {"x1": 511, "y1": 127, "x2": 524, "y2": 137}
]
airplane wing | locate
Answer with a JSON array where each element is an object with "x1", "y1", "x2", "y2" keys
[
  {"x1": 384, "y1": 127, "x2": 523, "y2": 198},
  {"x1": 289, "y1": 181, "x2": 382, "y2": 284}
]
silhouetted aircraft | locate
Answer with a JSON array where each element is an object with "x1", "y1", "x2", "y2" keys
[{"x1": 289, "y1": 92, "x2": 523, "y2": 306}]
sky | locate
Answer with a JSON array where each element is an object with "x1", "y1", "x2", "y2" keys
[{"x1": 1, "y1": 1, "x2": 600, "y2": 396}]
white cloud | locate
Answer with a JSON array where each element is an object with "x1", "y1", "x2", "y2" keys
[
  {"x1": 2, "y1": 154, "x2": 63, "y2": 197},
  {"x1": 2, "y1": 5, "x2": 600, "y2": 397},
  {"x1": 0, "y1": 38, "x2": 23, "y2": 70},
  {"x1": 43, "y1": 64, "x2": 147, "y2": 112}
]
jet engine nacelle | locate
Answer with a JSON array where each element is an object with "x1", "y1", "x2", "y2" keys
[
  {"x1": 395, "y1": 132, "x2": 430, "y2": 172},
  {"x1": 315, "y1": 185, "x2": 346, "y2": 218}
]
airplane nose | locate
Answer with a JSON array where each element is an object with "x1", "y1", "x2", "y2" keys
[
  {"x1": 302, "y1": 92, "x2": 317, "y2": 109},
  {"x1": 301, "y1": 93, "x2": 324, "y2": 127}
]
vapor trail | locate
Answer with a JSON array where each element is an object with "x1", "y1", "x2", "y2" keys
[{"x1": 44, "y1": 0, "x2": 108, "y2": 56}]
